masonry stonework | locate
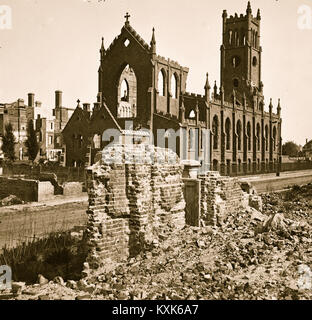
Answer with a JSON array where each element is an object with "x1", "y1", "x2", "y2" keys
[
  {"x1": 198, "y1": 171, "x2": 249, "y2": 226},
  {"x1": 84, "y1": 144, "x2": 185, "y2": 269},
  {"x1": 0, "y1": 177, "x2": 54, "y2": 202}
]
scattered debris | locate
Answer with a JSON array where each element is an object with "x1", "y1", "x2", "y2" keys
[
  {"x1": 0, "y1": 195, "x2": 24, "y2": 207},
  {"x1": 1, "y1": 184, "x2": 311, "y2": 300}
]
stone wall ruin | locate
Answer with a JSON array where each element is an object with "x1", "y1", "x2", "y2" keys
[
  {"x1": 84, "y1": 144, "x2": 262, "y2": 272},
  {"x1": 84, "y1": 144, "x2": 185, "y2": 270}
]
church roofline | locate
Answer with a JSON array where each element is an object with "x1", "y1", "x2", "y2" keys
[
  {"x1": 155, "y1": 55, "x2": 189, "y2": 71},
  {"x1": 122, "y1": 24, "x2": 150, "y2": 51},
  {"x1": 103, "y1": 17, "x2": 189, "y2": 72}
]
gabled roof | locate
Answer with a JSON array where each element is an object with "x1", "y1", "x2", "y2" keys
[
  {"x1": 62, "y1": 105, "x2": 90, "y2": 134},
  {"x1": 105, "y1": 23, "x2": 150, "y2": 55}
]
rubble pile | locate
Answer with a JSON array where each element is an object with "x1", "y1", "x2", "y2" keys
[
  {"x1": 0, "y1": 195, "x2": 24, "y2": 207},
  {"x1": 1, "y1": 184, "x2": 312, "y2": 300}
]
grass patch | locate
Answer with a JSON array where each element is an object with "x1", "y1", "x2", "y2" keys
[{"x1": 0, "y1": 230, "x2": 88, "y2": 284}]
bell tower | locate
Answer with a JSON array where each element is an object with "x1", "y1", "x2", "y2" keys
[{"x1": 220, "y1": 2, "x2": 262, "y2": 105}]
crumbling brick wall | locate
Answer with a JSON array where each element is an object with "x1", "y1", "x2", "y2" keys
[
  {"x1": 198, "y1": 171, "x2": 249, "y2": 226},
  {"x1": 85, "y1": 144, "x2": 185, "y2": 269},
  {"x1": 0, "y1": 176, "x2": 54, "y2": 202}
]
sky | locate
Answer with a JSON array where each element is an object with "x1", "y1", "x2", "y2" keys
[{"x1": 0, "y1": 0, "x2": 312, "y2": 145}]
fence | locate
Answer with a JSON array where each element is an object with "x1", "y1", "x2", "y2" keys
[
  {"x1": 2, "y1": 160, "x2": 312, "y2": 182},
  {"x1": 203, "y1": 160, "x2": 312, "y2": 177}
]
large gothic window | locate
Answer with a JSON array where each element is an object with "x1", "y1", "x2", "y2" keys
[
  {"x1": 273, "y1": 126, "x2": 277, "y2": 151},
  {"x1": 225, "y1": 118, "x2": 231, "y2": 150},
  {"x1": 117, "y1": 64, "x2": 137, "y2": 118},
  {"x1": 241, "y1": 28, "x2": 246, "y2": 46},
  {"x1": 237, "y1": 120, "x2": 242, "y2": 151},
  {"x1": 265, "y1": 125, "x2": 269, "y2": 151},
  {"x1": 229, "y1": 30, "x2": 233, "y2": 45},
  {"x1": 171, "y1": 73, "x2": 178, "y2": 99},
  {"x1": 212, "y1": 115, "x2": 219, "y2": 150},
  {"x1": 256, "y1": 123, "x2": 261, "y2": 151},
  {"x1": 234, "y1": 30, "x2": 238, "y2": 46},
  {"x1": 247, "y1": 122, "x2": 251, "y2": 151},
  {"x1": 158, "y1": 69, "x2": 166, "y2": 96}
]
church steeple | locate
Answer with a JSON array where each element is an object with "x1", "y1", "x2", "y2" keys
[
  {"x1": 221, "y1": 2, "x2": 262, "y2": 104},
  {"x1": 150, "y1": 27, "x2": 156, "y2": 56}
]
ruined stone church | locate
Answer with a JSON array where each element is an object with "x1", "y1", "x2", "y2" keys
[{"x1": 62, "y1": 2, "x2": 282, "y2": 176}]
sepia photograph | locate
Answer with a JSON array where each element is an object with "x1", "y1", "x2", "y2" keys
[{"x1": 0, "y1": 0, "x2": 311, "y2": 308}]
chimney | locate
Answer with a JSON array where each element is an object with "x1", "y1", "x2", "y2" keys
[
  {"x1": 17, "y1": 99, "x2": 24, "y2": 107},
  {"x1": 28, "y1": 93, "x2": 35, "y2": 107},
  {"x1": 35, "y1": 101, "x2": 42, "y2": 108},
  {"x1": 83, "y1": 103, "x2": 90, "y2": 112},
  {"x1": 55, "y1": 90, "x2": 62, "y2": 108}
]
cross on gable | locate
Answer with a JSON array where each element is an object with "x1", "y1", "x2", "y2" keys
[{"x1": 124, "y1": 12, "x2": 130, "y2": 24}]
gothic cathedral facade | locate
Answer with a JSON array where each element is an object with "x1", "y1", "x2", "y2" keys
[{"x1": 62, "y1": 2, "x2": 282, "y2": 175}]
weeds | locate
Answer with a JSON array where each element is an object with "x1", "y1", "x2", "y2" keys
[{"x1": 0, "y1": 230, "x2": 87, "y2": 284}]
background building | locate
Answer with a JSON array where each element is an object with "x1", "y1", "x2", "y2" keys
[
  {"x1": 0, "y1": 93, "x2": 40, "y2": 160},
  {"x1": 36, "y1": 90, "x2": 74, "y2": 163},
  {"x1": 62, "y1": 2, "x2": 282, "y2": 175}
]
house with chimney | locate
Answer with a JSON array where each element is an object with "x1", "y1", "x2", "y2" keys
[
  {"x1": 0, "y1": 93, "x2": 40, "y2": 160},
  {"x1": 35, "y1": 90, "x2": 74, "y2": 164}
]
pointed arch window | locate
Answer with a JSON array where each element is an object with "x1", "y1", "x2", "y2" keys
[
  {"x1": 225, "y1": 118, "x2": 231, "y2": 150},
  {"x1": 256, "y1": 123, "x2": 261, "y2": 151},
  {"x1": 237, "y1": 120, "x2": 242, "y2": 151},
  {"x1": 247, "y1": 121, "x2": 251, "y2": 151},
  {"x1": 241, "y1": 28, "x2": 246, "y2": 46},
  {"x1": 234, "y1": 30, "x2": 238, "y2": 46},
  {"x1": 265, "y1": 125, "x2": 269, "y2": 151},
  {"x1": 273, "y1": 126, "x2": 277, "y2": 151},
  {"x1": 171, "y1": 73, "x2": 178, "y2": 99},
  {"x1": 158, "y1": 69, "x2": 166, "y2": 96},
  {"x1": 229, "y1": 30, "x2": 233, "y2": 45},
  {"x1": 117, "y1": 64, "x2": 137, "y2": 118},
  {"x1": 212, "y1": 115, "x2": 219, "y2": 150}
]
